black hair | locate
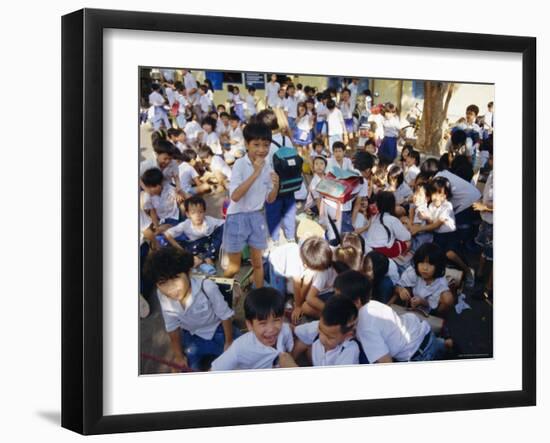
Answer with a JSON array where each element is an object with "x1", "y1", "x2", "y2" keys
[
  {"x1": 451, "y1": 155, "x2": 474, "y2": 183},
  {"x1": 487, "y1": 101, "x2": 494, "y2": 108},
  {"x1": 400, "y1": 144, "x2": 413, "y2": 161},
  {"x1": 244, "y1": 287, "x2": 285, "y2": 321},
  {"x1": 180, "y1": 149, "x2": 197, "y2": 162},
  {"x1": 312, "y1": 155, "x2": 328, "y2": 168},
  {"x1": 243, "y1": 121, "x2": 272, "y2": 143},
  {"x1": 153, "y1": 139, "x2": 176, "y2": 157},
  {"x1": 364, "y1": 251, "x2": 389, "y2": 288},
  {"x1": 341, "y1": 87, "x2": 351, "y2": 96},
  {"x1": 364, "y1": 138, "x2": 376, "y2": 148},
  {"x1": 197, "y1": 146, "x2": 214, "y2": 159},
  {"x1": 409, "y1": 149, "x2": 421, "y2": 166},
  {"x1": 296, "y1": 83, "x2": 303, "y2": 90},
  {"x1": 374, "y1": 191, "x2": 396, "y2": 241},
  {"x1": 364, "y1": 89, "x2": 372, "y2": 97},
  {"x1": 430, "y1": 176, "x2": 453, "y2": 199},
  {"x1": 312, "y1": 138, "x2": 325, "y2": 149},
  {"x1": 413, "y1": 242, "x2": 447, "y2": 279},
  {"x1": 199, "y1": 84, "x2": 208, "y2": 93},
  {"x1": 334, "y1": 270, "x2": 371, "y2": 305},
  {"x1": 300, "y1": 236, "x2": 333, "y2": 271},
  {"x1": 326, "y1": 99, "x2": 336, "y2": 110},
  {"x1": 219, "y1": 112, "x2": 230, "y2": 119},
  {"x1": 201, "y1": 116, "x2": 217, "y2": 130},
  {"x1": 387, "y1": 165, "x2": 405, "y2": 188},
  {"x1": 451, "y1": 129, "x2": 467, "y2": 147},
  {"x1": 321, "y1": 296, "x2": 358, "y2": 334},
  {"x1": 332, "y1": 141, "x2": 346, "y2": 152},
  {"x1": 420, "y1": 157, "x2": 440, "y2": 177},
  {"x1": 229, "y1": 114, "x2": 240, "y2": 122},
  {"x1": 184, "y1": 195, "x2": 207, "y2": 212},
  {"x1": 253, "y1": 109, "x2": 279, "y2": 131},
  {"x1": 151, "y1": 129, "x2": 167, "y2": 146},
  {"x1": 143, "y1": 247, "x2": 194, "y2": 284},
  {"x1": 439, "y1": 153, "x2": 451, "y2": 171},
  {"x1": 466, "y1": 104, "x2": 480, "y2": 116},
  {"x1": 353, "y1": 151, "x2": 376, "y2": 172},
  {"x1": 151, "y1": 83, "x2": 161, "y2": 91},
  {"x1": 141, "y1": 167, "x2": 164, "y2": 187},
  {"x1": 167, "y1": 128, "x2": 183, "y2": 138},
  {"x1": 248, "y1": 86, "x2": 256, "y2": 92}
]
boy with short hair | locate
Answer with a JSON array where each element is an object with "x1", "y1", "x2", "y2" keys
[
  {"x1": 210, "y1": 287, "x2": 296, "y2": 370},
  {"x1": 174, "y1": 149, "x2": 210, "y2": 197},
  {"x1": 404, "y1": 149, "x2": 421, "y2": 186},
  {"x1": 223, "y1": 122, "x2": 280, "y2": 289},
  {"x1": 326, "y1": 141, "x2": 353, "y2": 172},
  {"x1": 197, "y1": 146, "x2": 232, "y2": 192},
  {"x1": 167, "y1": 127, "x2": 188, "y2": 153},
  {"x1": 293, "y1": 296, "x2": 360, "y2": 366}
]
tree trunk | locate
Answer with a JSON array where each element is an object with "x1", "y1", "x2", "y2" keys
[{"x1": 417, "y1": 81, "x2": 454, "y2": 156}]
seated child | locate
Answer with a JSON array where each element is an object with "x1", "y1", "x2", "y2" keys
[
  {"x1": 326, "y1": 141, "x2": 353, "y2": 172},
  {"x1": 197, "y1": 146, "x2": 232, "y2": 192},
  {"x1": 387, "y1": 165, "x2": 413, "y2": 211},
  {"x1": 167, "y1": 127, "x2": 189, "y2": 153},
  {"x1": 184, "y1": 113, "x2": 203, "y2": 149},
  {"x1": 140, "y1": 139, "x2": 180, "y2": 191},
  {"x1": 200, "y1": 116, "x2": 223, "y2": 155},
  {"x1": 163, "y1": 196, "x2": 224, "y2": 275},
  {"x1": 144, "y1": 247, "x2": 237, "y2": 372},
  {"x1": 404, "y1": 149, "x2": 421, "y2": 187},
  {"x1": 391, "y1": 242, "x2": 454, "y2": 316},
  {"x1": 363, "y1": 251, "x2": 395, "y2": 304},
  {"x1": 293, "y1": 296, "x2": 360, "y2": 366},
  {"x1": 210, "y1": 287, "x2": 296, "y2": 370},
  {"x1": 175, "y1": 149, "x2": 210, "y2": 197},
  {"x1": 405, "y1": 175, "x2": 433, "y2": 251},
  {"x1": 227, "y1": 114, "x2": 246, "y2": 162},
  {"x1": 306, "y1": 155, "x2": 327, "y2": 215}
]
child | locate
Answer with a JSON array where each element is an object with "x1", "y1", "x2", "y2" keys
[
  {"x1": 216, "y1": 111, "x2": 231, "y2": 141},
  {"x1": 326, "y1": 141, "x2": 353, "y2": 172},
  {"x1": 392, "y1": 242, "x2": 454, "y2": 316},
  {"x1": 175, "y1": 149, "x2": 210, "y2": 197},
  {"x1": 210, "y1": 287, "x2": 296, "y2": 370},
  {"x1": 148, "y1": 83, "x2": 171, "y2": 131},
  {"x1": 144, "y1": 247, "x2": 237, "y2": 372},
  {"x1": 399, "y1": 144, "x2": 413, "y2": 170},
  {"x1": 363, "y1": 251, "x2": 395, "y2": 304},
  {"x1": 378, "y1": 102, "x2": 401, "y2": 163},
  {"x1": 200, "y1": 116, "x2": 223, "y2": 155},
  {"x1": 230, "y1": 86, "x2": 246, "y2": 122},
  {"x1": 283, "y1": 84, "x2": 298, "y2": 130},
  {"x1": 167, "y1": 127, "x2": 188, "y2": 153},
  {"x1": 387, "y1": 165, "x2": 413, "y2": 211},
  {"x1": 364, "y1": 138, "x2": 378, "y2": 156},
  {"x1": 198, "y1": 84, "x2": 213, "y2": 120},
  {"x1": 404, "y1": 149, "x2": 421, "y2": 186},
  {"x1": 407, "y1": 178, "x2": 433, "y2": 251},
  {"x1": 140, "y1": 139, "x2": 180, "y2": 190},
  {"x1": 298, "y1": 236, "x2": 337, "y2": 319},
  {"x1": 314, "y1": 92, "x2": 329, "y2": 139},
  {"x1": 197, "y1": 146, "x2": 232, "y2": 192},
  {"x1": 291, "y1": 102, "x2": 314, "y2": 149},
  {"x1": 339, "y1": 88, "x2": 355, "y2": 142},
  {"x1": 223, "y1": 122, "x2": 279, "y2": 289},
  {"x1": 163, "y1": 196, "x2": 224, "y2": 275},
  {"x1": 184, "y1": 112, "x2": 203, "y2": 149},
  {"x1": 335, "y1": 270, "x2": 445, "y2": 363},
  {"x1": 227, "y1": 114, "x2": 246, "y2": 161},
  {"x1": 326, "y1": 98, "x2": 347, "y2": 152},
  {"x1": 310, "y1": 138, "x2": 330, "y2": 161},
  {"x1": 293, "y1": 296, "x2": 360, "y2": 366},
  {"x1": 364, "y1": 191, "x2": 411, "y2": 258},
  {"x1": 246, "y1": 86, "x2": 258, "y2": 118},
  {"x1": 265, "y1": 73, "x2": 281, "y2": 108}
]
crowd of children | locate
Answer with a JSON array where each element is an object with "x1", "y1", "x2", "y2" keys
[{"x1": 140, "y1": 70, "x2": 494, "y2": 373}]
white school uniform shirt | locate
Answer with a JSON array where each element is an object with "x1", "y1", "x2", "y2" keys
[
  {"x1": 382, "y1": 116, "x2": 401, "y2": 138},
  {"x1": 176, "y1": 141, "x2": 189, "y2": 153},
  {"x1": 393, "y1": 182, "x2": 413, "y2": 205},
  {"x1": 178, "y1": 162, "x2": 199, "y2": 193},
  {"x1": 296, "y1": 114, "x2": 313, "y2": 132},
  {"x1": 428, "y1": 201, "x2": 456, "y2": 233},
  {"x1": 294, "y1": 321, "x2": 360, "y2": 367},
  {"x1": 204, "y1": 131, "x2": 222, "y2": 155},
  {"x1": 210, "y1": 155, "x2": 232, "y2": 180},
  {"x1": 348, "y1": 83, "x2": 358, "y2": 110},
  {"x1": 142, "y1": 185, "x2": 179, "y2": 222},
  {"x1": 309, "y1": 174, "x2": 323, "y2": 201},
  {"x1": 157, "y1": 277, "x2": 234, "y2": 338},
  {"x1": 315, "y1": 101, "x2": 328, "y2": 122},
  {"x1": 175, "y1": 92, "x2": 189, "y2": 114},
  {"x1": 434, "y1": 170, "x2": 481, "y2": 214},
  {"x1": 412, "y1": 202, "x2": 430, "y2": 225},
  {"x1": 227, "y1": 154, "x2": 274, "y2": 215},
  {"x1": 165, "y1": 86, "x2": 176, "y2": 106},
  {"x1": 364, "y1": 213, "x2": 411, "y2": 248},
  {"x1": 295, "y1": 90, "x2": 307, "y2": 102},
  {"x1": 183, "y1": 72, "x2": 199, "y2": 103},
  {"x1": 356, "y1": 300, "x2": 430, "y2": 363},
  {"x1": 369, "y1": 113, "x2": 385, "y2": 140},
  {"x1": 271, "y1": 96, "x2": 284, "y2": 109},
  {"x1": 199, "y1": 94, "x2": 212, "y2": 113},
  {"x1": 326, "y1": 157, "x2": 354, "y2": 173},
  {"x1": 327, "y1": 108, "x2": 345, "y2": 136},
  {"x1": 246, "y1": 94, "x2": 257, "y2": 115},
  {"x1": 184, "y1": 121, "x2": 203, "y2": 142},
  {"x1": 148, "y1": 90, "x2": 165, "y2": 107},
  {"x1": 480, "y1": 171, "x2": 493, "y2": 224},
  {"x1": 387, "y1": 259, "x2": 400, "y2": 284},
  {"x1": 140, "y1": 158, "x2": 179, "y2": 186},
  {"x1": 229, "y1": 126, "x2": 245, "y2": 150},
  {"x1": 283, "y1": 96, "x2": 298, "y2": 118},
  {"x1": 404, "y1": 165, "x2": 420, "y2": 185},
  {"x1": 211, "y1": 323, "x2": 294, "y2": 371},
  {"x1": 398, "y1": 266, "x2": 449, "y2": 312},
  {"x1": 216, "y1": 120, "x2": 231, "y2": 136},
  {"x1": 166, "y1": 216, "x2": 224, "y2": 242},
  {"x1": 268, "y1": 242, "x2": 305, "y2": 294},
  {"x1": 308, "y1": 267, "x2": 338, "y2": 296},
  {"x1": 265, "y1": 81, "x2": 280, "y2": 107},
  {"x1": 340, "y1": 100, "x2": 353, "y2": 119}
]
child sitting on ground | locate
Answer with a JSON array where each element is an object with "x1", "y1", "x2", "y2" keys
[
  {"x1": 210, "y1": 287, "x2": 296, "y2": 370},
  {"x1": 174, "y1": 149, "x2": 210, "y2": 198},
  {"x1": 292, "y1": 296, "x2": 360, "y2": 366},
  {"x1": 197, "y1": 146, "x2": 232, "y2": 192},
  {"x1": 326, "y1": 141, "x2": 353, "y2": 172}
]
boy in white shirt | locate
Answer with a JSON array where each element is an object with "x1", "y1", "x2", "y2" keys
[
  {"x1": 265, "y1": 74, "x2": 280, "y2": 108},
  {"x1": 326, "y1": 98, "x2": 348, "y2": 152},
  {"x1": 211, "y1": 287, "x2": 296, "y2": 371},
  {"x1": 246, "y1": 86, "x2": 258, "y2": 118},
  {"x1": 148, "y1": 83, "x2": 171, "y2": 131},
  {"x1": 307, "y1": 156, "x2": 327, "y2": 215},
  {"x1": 184, "y1": 113, "x2": 203, "y2": 149},
  {"x1": 174, "y1": 149, "x2": 210, "y2": 197},
  {"x1": 164, "y1": 196, "x2": 224, "y2": 275},
  {"x1": 197, "y1": 146, "x2": 232, "y2": 192},
  {"x1": 227, "y1": 114, "x2": 246, "y2": 161},
  {"x1": 140, "y1": 139, "x2": 180, "y2": 191},
  {"x1": 283, "y1": 84, "x2": 299, "y2": 130},
  {"x1": 198, "y1": 85, "x2": 213, "y2": 120},
  {"x1": 145, "y1": 247, "x2": 237, "y2": 372},
  {"x1": 223, "y1": 122, "x2": 280, "y2": 289},
  {"x1": 293, "y1": 296, "x2": 360, "y2": 367},
  {"x1": 326, "y1": 141, "x2": 353, "y2": 173},
  {"x1": 335, "y1": 270, "x2": 445, "y2": 363}
]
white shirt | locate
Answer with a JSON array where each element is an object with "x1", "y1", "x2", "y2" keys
[
  {"x1": 178, "y1": 162, "x2": 198, "y2": 192},
  {"x1": 216, "y1": 120, "x2": 231, "y2": 136},
  {"x1": 268, "y1": 243, "x2": 304, "y2": 294},
  {"x1": 148, "y1": 91, "x2": 165, "y2": 107},
  {"x1": 326, "y1": 157, "x2": 354, "y2": 173},
  {"x1": 246, "y1": 94, "x2": 257, "y2": 114},
  {"x1": 340, "y1": 100, "x2": 353, "y2": 119},
  {"x1": 428, "y1": 201, "x2": 456, "y2": 233},
  {"x1": 398, "y1": 266, "x2": 449, "y2": 312},
  {"x1": 265, "y1": 81, "x2": 280, "y2": 106},
  {"x1": 327, "y1": 108, "x2": 345, "y2": 136},
  {"x1": 210, "y1": 155, "x2": 232, "y2": 179},
  {"x1": 211, "y1": 323, "x2": 293, "y2": 371},
  {"x1": 204, "y1": 131, "x2": 222, "y2": 155},
  {"x1": 404, "y1": 165, "x2": 420, "y2": 185},
  {"x1": 365, "y1": 213, "x2": 411, "y2": 248},
  {"x1": 199, "y1": 94, "x2": 212, "y2": 113},
  {"x1": 308, "y1": 267, "x2": 338, "y2": 296},
  {"x1": 387, "y1": 259, "x2": 400, "y2": 284},
  {"x1": 166, "y1": 216, "x2": 224, "y2": 241},
  {"x1": 296, "y1": 115, "x2": 313, "y2": 132},
  {"x1": 356, "y1": 300, "x2": 430, "y2": 363},
  {"x1": 294, "y1": 321, "x2": 360, "y2": 367},
  {"x1": 393, "y1": 182, "x2": 413, "y2": 205},
  {"x1": 315, "y1": 102, "x2": 328, "y2": 122},
  {"x1": 183, "y1": 72, "x2": 198, "y2": 102},
  {"x1": 157, "y1": 277, "x2": 234, "y2": 338},
  {"x1": 435, "y1": 170, "x2": 481, "y2": 215},
  {"x1": 227, "y1": 154, "x2": 273, "y2": 215},
  {"x1": 481, "y1": 171, "x2": 493, "y2": 224},
  {"x1": 348, "y1": 83, "x2": 358, "y2": 110},
  {"x1": 140, "y1": 158, "x2": 179, "y2": 186},
  {"x1": 142, "y1": 184, "x2": 179, "y2": 222},
  {"x1": 309, "y1": 174, "x2": 323, "y2": 201},
  {"x1": 382, "y1": 116, "x2": 401, "y2": 138},
  {"x1": 229, "y1": 127, "x2": 245, "y2": 150},
  {"x1": 184, "y1": 121, "x2": 203, "y2": 142},
  {"x1": 283, "y1": 96, "x2": 298, "y2": 118}
]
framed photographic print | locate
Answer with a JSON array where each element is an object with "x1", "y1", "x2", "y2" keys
[{"x1": 62, "y1": 8, "x2": 536, "y2": 435}]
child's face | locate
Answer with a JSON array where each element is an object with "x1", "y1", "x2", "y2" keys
[
  {"x1": 246, "y1": 138, "x2": 271, "y2": 161},
  {"x1": 271, "y1": 74, "x2": 277, "y2": 82},
  {"x1": 385, "y1": 111, "x2": 395, "y2": 119},
  {"x1": 402, "y1": 149, "x2": 410, "y2": 160},
  {"x1": 287, "y1": 88, "x2": 295, "y2": 97},
  {"x1": 364, "y1": 257, "x2": 374, "y2": 282},
  {"x1": 144, "y1": 184, "x2": 162, "y2": 196},
  {"x1": 318, "y1": 319, "x2": 354, "y2": 351},
  {"x1": 156, "y1": 153, "x2": 172, "y2": 169},
  {"x1": 278, "y1": 89, "x2": 285, "y2": 98},
  {"x1": 156, "y1": 273, "x2": 191, "y2": 303},
  {"x1": 466, "y1": 111, "x2": 477, "y2": 123},
  {"x1": 202, "y1": 123, "x2": 213, "y2": 133},
  {"x1": 430, "y1": 190, "x2": 446, "y2": 207},
  {"x1": 333, "y1": 148, "x2": 344, "y2": 161},
  {"x1": 186, "y1": 203, "x2": 205, "y2": 226},
  {"x1": 314, "y1": 144, "x2": 324, "y2": 154},
  {"x1": 417, "y1": 258, "x2": 436, "y2": 281},
  {"x1": 341, "y1": 90, "x2": 350, "y2": 101},
  {"x1": 230, "y1": 119, "x2": 239, "y2": 129},
  {"x1": 365, "y1": 143, "x2": 376, "y2": 155},
  {"x1": 220, "y1": 115, "x2": 229, "y2": 125},
  {"x1": 405, "y1": 156, "x2": 415, "y2": 167},
  {"x1": 246, "y1": 314, "x2": 283, "y2": 347},
  {"x1": 249, "y1": 89, "x2": 255, "y2": 96},
  {"x1": 176, "y1": 133, "x2": 186, "y2": 143},
  {"x1": 313, "y1": 158, "x2": 326, "y2": 175}
]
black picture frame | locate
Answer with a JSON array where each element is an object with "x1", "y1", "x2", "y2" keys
[{"x1": 61, "y1": 8, "x2": 536, "y2": 435}]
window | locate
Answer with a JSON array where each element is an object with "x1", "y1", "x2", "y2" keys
[{"x1": 412, "y1": 80, "x2": 425, "y2": 99}]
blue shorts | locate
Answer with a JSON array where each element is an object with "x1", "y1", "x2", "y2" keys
[
  {"x1": 344, "y1": 118, "x2": 354, "y2": 133},
  {"x1": 433, "y1": 231, "x2": 459, "y2": 253},
  {"x1": 223, "y1": 210, "x2": 269, "y2": 253}
]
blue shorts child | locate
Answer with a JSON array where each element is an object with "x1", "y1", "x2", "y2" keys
[
  {"x1": 378, "y1": 136, "x2": 398, "y2": 163},
  {"x1": 223, "y1": 210, "x2": 269, "y2": 253}
]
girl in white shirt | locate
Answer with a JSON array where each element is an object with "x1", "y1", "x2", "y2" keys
[
  {"x1": 291, "y1": 102, "x2": 314, "y2": 148},
  {"x1": 230, "y1": 86, "x2": 245, "y2": 122},
  {"x1": 246, "y1": 86, "x2": 258, "y2": 118},
  {"x1": 200, "y1": 117, "x2": 222, "y2": 156},
  {"x1": 306, "y1": 156, "x2": 327, "y2": 215},
  {"x1": 378, "y1": 102, "x2": 401, "y2": 163},
  {"x1": 364, "y1": 191, "x2": 411, "y2": 258},
  {"x1": 386, "y1": 165, "x2": 413, "y2": 215}
]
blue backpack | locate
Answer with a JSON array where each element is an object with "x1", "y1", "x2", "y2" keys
[{"x1": 272, "y1": 138, "x2": 304, "y2": 195}]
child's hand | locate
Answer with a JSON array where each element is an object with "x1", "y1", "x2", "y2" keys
[
  {"x1": 252, "y1": 157, "x2": 265, "y2": 173},
  {"x1": 172, "y1": 354, "x2": 188, "y2": 373},
  {"x1": 410, "y1": 296, "x2": 423, "y2": 309},
  {"x1": 408, "y1": 224, "x2": 421, "y2": 236},
  {"x1": 291, "y1": 306, "x2": 303, "y2": 325},
  {"x1": 397, "y1": 287, "x2": 411, "y2": 303},
  {"x1": 271, "y1": 172, "x2": 280, "y2": 189},
  {"x1": 472, "y1": 201, "x2": 488, "y2": 212},
  {"x1": 278, "y1": 352, "x2": 298, "y2": 368}
]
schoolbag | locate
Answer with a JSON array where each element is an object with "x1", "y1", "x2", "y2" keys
[
  {"x1": 315, "y1": 167, "x2": 362, "y2": 204},
  {"x1": 272, "y1": 138, "x2": 304, "y2": 195}
]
